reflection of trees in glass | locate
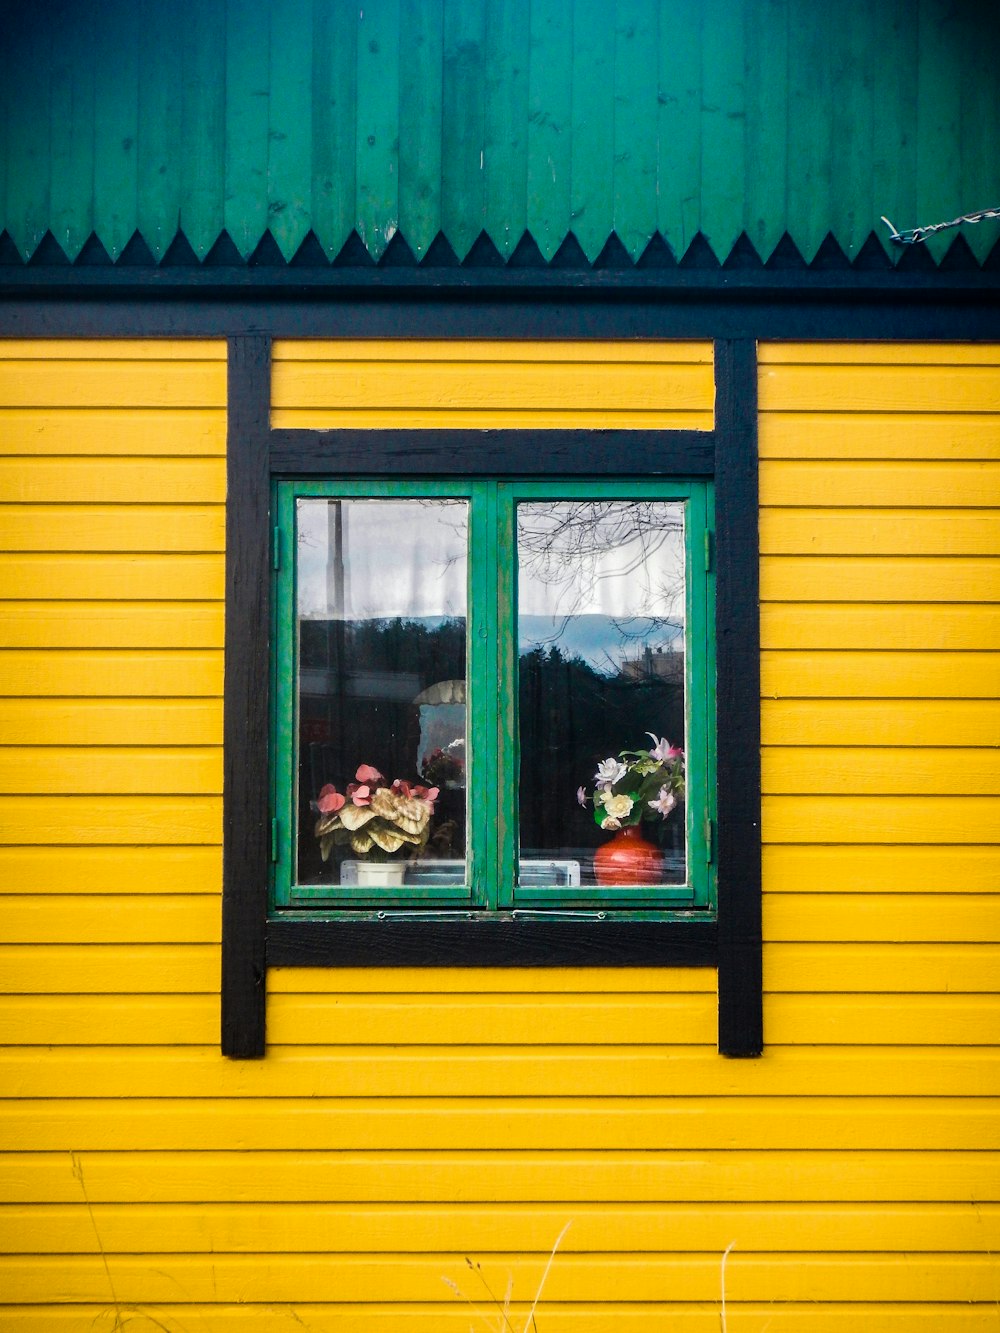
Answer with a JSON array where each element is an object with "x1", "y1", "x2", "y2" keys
[
  {"x1": 519, "y1": 644, "x2": 684, "y2": 856},
  {"x1": 297, "y1": 616, "x2": 466, "y2": 883}
]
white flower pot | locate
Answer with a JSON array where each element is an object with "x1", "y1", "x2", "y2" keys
[{"x1": 356, "y1": 860, "x2": 407, "y2": 888}]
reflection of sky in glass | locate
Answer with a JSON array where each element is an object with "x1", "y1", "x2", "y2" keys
[
  {"x1": 297, "y1": 499, "x2": 467, "y2": 620},
  {"x1": 517, "y1": 501, "x2": 685, "y2": 670},
  {"x1": 517, "y1": 501, "x2": 685, "y2": 618}
]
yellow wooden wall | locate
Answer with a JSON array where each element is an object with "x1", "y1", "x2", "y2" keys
[{"x1": 0, "y1": 338, "x2": 997, "y2": 1330}]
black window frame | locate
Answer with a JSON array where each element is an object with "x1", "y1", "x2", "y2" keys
[{"x1": 222, "y1": 334, "x2": 762, "y2": 1058}]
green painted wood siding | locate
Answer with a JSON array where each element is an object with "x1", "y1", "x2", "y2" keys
[{"x1": 2, "y1": 0, "x2": 999, "y2": 265}]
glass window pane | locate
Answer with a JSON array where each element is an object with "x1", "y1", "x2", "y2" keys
[
  {"x1": 517, "y1": 500, "x2": 687, "y2": 890},
  {"x1": 295, "y1": 498, "x2": 468, "y2": 889}
]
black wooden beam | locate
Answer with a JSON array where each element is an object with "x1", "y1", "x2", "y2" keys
[
  {"x1": 221, "y1": 335, "x2": 272, "y2": 1058},
  {"x1": 269, "y1": 428, "x2": 714, "y2": 477},
  {"x1": 267, "y1": 917, "x2": 717, "y2": 968},
  {"x1": 1, "y1": 295, "x2": 999, "y2": 343},
  {"x1": 713, "y1": 339, "x2": 763, "y2": 1057}
]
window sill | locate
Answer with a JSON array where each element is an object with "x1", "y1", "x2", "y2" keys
[{"x1": 266, "y1": 913, "x2": 717, "y2": 968}]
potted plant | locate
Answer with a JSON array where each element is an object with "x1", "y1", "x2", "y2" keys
[
  {"x1": 314, "y1": 764, "x2": 440, "y2": 887},
  {"x1": 577, "y1": 733, "x2": 685, "y2": 885}
]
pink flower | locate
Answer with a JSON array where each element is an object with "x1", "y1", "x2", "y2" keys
[
  {"x1": 347, "y1": 782, "x2": 372, "y2": 806},
  {"x1": 648, "y1": 785, "x2": 677, "y2": 818},
  {"x1": 647, "y1": 733, "x2": 683, "y2": 764},
  {"x1": 355, "y1": 763, "x2": 383, "y2": 785},
  {"x1": 576, "y1": 786, "x2": 588, "y2": 807},
  {"x1": 391, "y1": 778, "x2": 413, "y2": 798},
  {"x1": 316, "y1": 784, "x2": 346, "y2": 814}
]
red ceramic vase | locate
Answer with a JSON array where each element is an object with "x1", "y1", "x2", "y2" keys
[{"x1": 593, "y1": 823, "x2": 662, "y2": 886}]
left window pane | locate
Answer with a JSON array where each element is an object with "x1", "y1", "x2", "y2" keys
[{"x1": 294, "y1": 498, "x2": 468, "y2": 890}]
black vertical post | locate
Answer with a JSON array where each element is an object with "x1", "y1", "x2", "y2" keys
[
  {"x1": 221, "y1": 335, "x2": 272, "y2": 1057},
  {"x1": 713, "y1": 339, "x2": 763, "y2": 1056}
]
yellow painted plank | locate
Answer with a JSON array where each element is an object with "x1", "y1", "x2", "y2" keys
[
  {"x1": 762, "y1": 747, "x2": 1000, "y2": 795},
  {"x1": 6, "y1": 1148, "x2": 996, "y2": 1205},
  {"x1": 760, "y1": 651, "x2": 1000, "y2": 699},
  {"x1": 0, "y1": 944, "x2": 217, "y2": 993},
  {"x1": 762, "y1": 607, "x2": 1000, "y2": 651},
  {"x1": 0, "y1": 361, "x2": 226, "y2": 408},
  {"x1": 761, "y1": 795, "x2": 1000, "y2": 845},
  {"x1": 0, "y1": 700, "x2": 222, "y2": 744},
  {"x1": 759, "y1": 460, "x2": 1000, "y2": 507},
  {"x1": 0, "y1": 340, "x2": 227, "y2": 360},
  {"x1": 0, "y1": 604, "x2": 224, "y2": 648},
  {"x1": 767, "y1": 994, "x2": 1000, "y2": 1045},
  {"x1": 0, "y1": 846, "x2": 220, "y2": 895},
  {"x1": 0, "y1": 650, "x2": 223, "y2": 697},
  {"x1": 0, "y1": 457, "x2": 226, "y2": 502},
  {"x1": 268, "y1": 967, "x2": 716, "y2": 995},
  {"x1": 0, "y1": 407, "x2": 226, "y2": 455},
  {"x1": 3, "y1": 1047, "x2": 997, "y2": 1100},
  {"x1": 268, "y1": 995, "x2": 717, "y2": 1046},
  {"x1": 1, "y1": 1304, "x2": 996, "y2": 1332},
  {"x1": 5, "y1": 1251, "x2": 1000, "y2": 1306},
  {"x1": 759, "y1": 412, "x2": 1000, "y2": 459},
  {"x1": 273, "y1": 406, "x2": 714, "y2": 429},
  {"x1": 761, "y1": 699, "x2": 1000, "y2": 745},
  {"x1": 763, "y1": 845, "x2": 1000, "y2": 894},
  {"x1": 271, "y1": 361, "x2": 714, "y2": 410},
  {"x1": 3, "y1": 1097, "x2": 997, "y2": 1152},
  {"x1": 0, "y1": 996, "x2": 216, "y2": 1044},
  {"x1": 0, "y1": 553, "x2": 224, "y2": 600},
  {"x1": 0, "y1": 747, "x2": 222, "y2": 795},
  {"x1": 268, "y1": 943, "x2": 999, "y2": 995},
  {"x1": 0, "y1": 796, "x2": 221, "y2": 845},
  {"x1": 0, "y1": 894, "x2": 219, "y2": 944},
  {"x1": 0, "y1": 504, "x2": 225, "y2": 552},
  {"x1": 271, "y1": 340, "x2": 715, "y2": 364},
  {"x1": 760, "y1": 556, "x2": 1000, "y2": 603},
  {"x1": 760, "y1": 508, "x2": 1000, "y2": 556},
  {"x1": 764, "y1": 943, "x2": 1000, "y2": 993},
  {"x1": 763, "y1": 893, "x2": 1000, "y2": 943},
  {"x1": 1, "y1": 1200, "x2": 994, "y2": 1256},
  {"x1": 758, "y1": 343, "x2": 1000, "y2": 366},
  {"x1": 759, "y1": 364, "x2": 1000, "y2": 413}
]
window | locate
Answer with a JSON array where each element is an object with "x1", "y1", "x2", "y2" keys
[
  {"x1": 272, "y1": 479, "x2": 714, "y2": 916},
  {"x1": 221, "y1": 334, "x2": 761, "y2": 1058}
]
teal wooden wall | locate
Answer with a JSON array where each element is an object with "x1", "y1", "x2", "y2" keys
[{"x1": 2, "y1": 0, "x2": 998, "y2": 266}]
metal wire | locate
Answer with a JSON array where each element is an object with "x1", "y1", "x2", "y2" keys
[{"x1": 881, "y1": 206, "x2": 1000, "y2": 245}]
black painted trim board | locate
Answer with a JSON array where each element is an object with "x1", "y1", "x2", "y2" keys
[
  {"x1": 221, "y1": 338, "x2": 272, "y2": 1058},
  {"x1": 219, "y1": 332, "x2": 762, "y2": 1058}
]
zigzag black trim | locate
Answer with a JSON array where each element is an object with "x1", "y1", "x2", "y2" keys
[{"x1": 2, "y1": 225, "x2": 997, "y2": 272}]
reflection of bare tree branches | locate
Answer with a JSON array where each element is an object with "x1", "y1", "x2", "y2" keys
[{"x1": 518, "y1": 501, "x2": 685, "y2": 620}]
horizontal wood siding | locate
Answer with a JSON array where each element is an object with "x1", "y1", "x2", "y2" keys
[
  {"x1": 2, "y1": 339, "x2": 998, "y2": 1329},
  {"x1": 270, "y1": 339, "x2": 716, "y2": 430}
]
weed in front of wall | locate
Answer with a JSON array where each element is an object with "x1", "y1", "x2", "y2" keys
[{"x1": 444, "y1": 1226, "x2": 740, "y2": 1333}]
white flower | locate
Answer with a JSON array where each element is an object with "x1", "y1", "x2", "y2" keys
[
  {"x1": 600, "y1": 815, "x2": 622, "y2": 831},
  {"x1": 594, "y1": 757, "x2": 627, "y2": 789},
  {"x1": 648, "y1": 785, "x2": 677, "y2": 818},
  {"x1": 576, "y1": 785, "x2": 588, "y2": 807},
  {"x1": 603, "y1": 793, "x2": 634, "y2": 821}
]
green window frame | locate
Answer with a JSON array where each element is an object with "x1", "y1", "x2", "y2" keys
[{"x1": 272, "y1": 476, "x2": 715, "y2": 918}]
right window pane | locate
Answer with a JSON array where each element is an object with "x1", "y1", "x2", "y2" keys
[{"x1": 517, "y1": 499, "x2": 689, "y2": 897}]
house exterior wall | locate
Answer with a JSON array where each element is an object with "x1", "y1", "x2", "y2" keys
[{"x1": 0, "y1": 337, "x2": 997, "y2": 1329}]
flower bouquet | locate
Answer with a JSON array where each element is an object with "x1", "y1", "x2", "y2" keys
[
  {"x1": 577, "y1": 734, "x2": 685, "y2": 886},
  {"x1": 578, "y1": 733, "x2": 685, "y2": 831},
  {"x1": 314, "y1": 763, "x2": 440, "y2": 864}
]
